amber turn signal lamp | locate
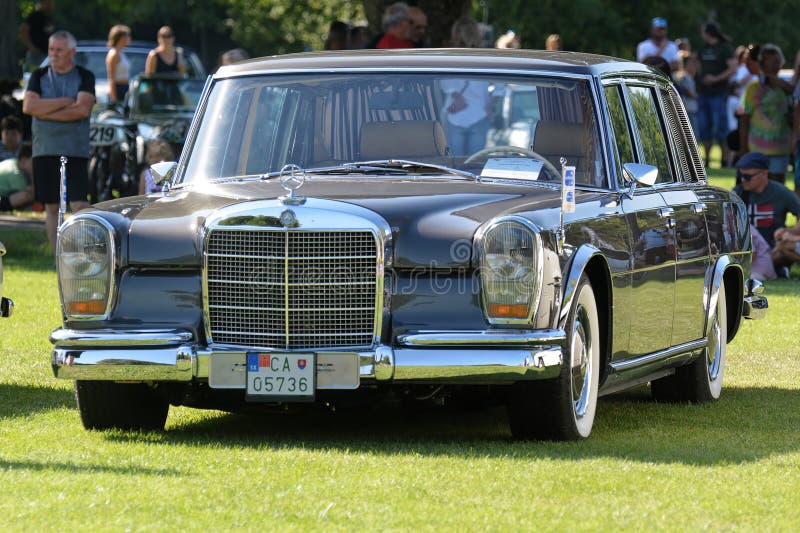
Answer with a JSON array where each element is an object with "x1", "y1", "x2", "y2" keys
[
  {"x1": 68, "y1": 300, "x2": 106, "y2": 315},
  {"x1": 488, "y1": 303, "x2": 528, "y2": 318}
]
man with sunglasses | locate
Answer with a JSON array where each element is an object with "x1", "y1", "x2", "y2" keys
[{"x1": 734, "y1": 151, "x2": 800, "y2": 277}]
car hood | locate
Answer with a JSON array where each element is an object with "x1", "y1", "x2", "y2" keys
[{"x1": 104, "y1": 177, "x2": 564, "y2": 268}]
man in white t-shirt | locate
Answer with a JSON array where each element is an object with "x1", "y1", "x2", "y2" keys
[{"x1": 636, "y1": 17, "x2": 680, "y2": 73}]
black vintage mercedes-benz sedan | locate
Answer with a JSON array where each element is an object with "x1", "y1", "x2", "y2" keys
[{"x1": 50, "y1": 49, "x2": 767, "y2": 439}]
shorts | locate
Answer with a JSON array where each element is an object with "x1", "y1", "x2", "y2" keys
[
  {"x1": 33, "y1": 155, "x2": 89, "y2": 204},
  {"x1": 767, "y1": 154, "x2": 789, "y2": 175}
]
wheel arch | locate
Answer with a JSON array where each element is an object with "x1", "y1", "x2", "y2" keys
[
  {"x1": 707, "y1": 255, "x2": 744, "y2": 343},
  {"x1": 560, "y1": 245, "x2": 612, "y2": 384}
]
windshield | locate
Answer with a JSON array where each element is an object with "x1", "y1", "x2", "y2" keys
[
  {"x1": 133, "y1": 78, "x2": 205, "y2": 114},
  {"x1": 180, "y1": 73, "x2": 605, "y2": 187}
]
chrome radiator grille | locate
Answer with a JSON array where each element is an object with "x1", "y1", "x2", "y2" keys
[{"x1": 206, "y1": 229, "x2": 378, "y2": 349}]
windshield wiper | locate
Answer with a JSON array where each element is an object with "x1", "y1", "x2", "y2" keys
[{"x1": 262, "y1": 160, "x2": 478, "y2": 181}]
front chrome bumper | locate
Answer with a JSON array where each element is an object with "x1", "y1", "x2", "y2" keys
[{"x1": 51, "y1": 328, "x2": 565, "y2": 385}]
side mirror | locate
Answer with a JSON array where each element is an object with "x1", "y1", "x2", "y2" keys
[
  {"x1": 622, "y1": 163, "x2": 658, "y2": 198},
  {"x1": 150, "y1": 161, "x2": 177, "y2": 186}
]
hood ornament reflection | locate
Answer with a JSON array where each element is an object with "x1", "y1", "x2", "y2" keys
[{"x1": 279, "y1": 164, "x2": 307, "y2": 205}]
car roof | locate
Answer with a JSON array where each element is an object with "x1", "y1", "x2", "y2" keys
[{"x1": 215, "y1": 48, "x2": 655, "y2": 79}]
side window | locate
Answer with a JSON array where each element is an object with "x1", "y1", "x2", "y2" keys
[
  {"x1": 604, "y1": 85, "x2": 635, "y2": 179},
  {"x1": 626, "y1": 85, "x2": 674, "y2": 184}
]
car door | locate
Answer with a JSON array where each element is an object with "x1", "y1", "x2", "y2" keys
[
  {"x1": 604, "y1": 83, "x2": 674, "y2": 359},
  {"x1": 656, "y1": 84, "x2": 712, "y2": 346}
]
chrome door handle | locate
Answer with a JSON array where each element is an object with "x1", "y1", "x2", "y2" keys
[
  {"x1": 691, "y1": 202, "x2": 707, "y2": 214},
  {"x1": 657, "y1": 207, "x2": 674, "y2": 219}
]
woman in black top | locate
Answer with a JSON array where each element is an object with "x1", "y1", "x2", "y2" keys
[{"x1": 145, "y1": 26, "x2": 186, "y2": 75}]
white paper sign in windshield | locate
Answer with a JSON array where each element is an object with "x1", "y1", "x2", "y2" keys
[{"x1": 480, "y1": 158, "x2": 544, "y2": 180}]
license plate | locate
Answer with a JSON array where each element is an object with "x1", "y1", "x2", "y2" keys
[
  {"x1": 89, "y1": 125, "x2": 117, "y2": 146},
  {"x1": 246, "y1": 352, "x2": 314, "y2": 401}
]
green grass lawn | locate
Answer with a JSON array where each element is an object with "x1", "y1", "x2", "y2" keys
[{"x1": 1, "y1": 195, "x2": 799, "y2": 529}]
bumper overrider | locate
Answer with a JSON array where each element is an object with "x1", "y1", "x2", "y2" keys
[{"x1": 51, "y1": 328, "x2": 565, "y2": 386}]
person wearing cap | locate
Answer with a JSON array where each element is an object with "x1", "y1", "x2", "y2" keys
[
  {"x1": 739, "y1": 43, "x2": 794, "y2": 183},
  {"x1": 734, "y1": 151, "x2": 800, "y2": 278},
  {"x1": 636, "y1": 17, "x2": 680, "y2": 73},
  {"x1": 733, "y1": 152, "x2": 800, "y2": 247}
]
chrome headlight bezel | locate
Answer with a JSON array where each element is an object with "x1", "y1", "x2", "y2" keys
[
  {"x1": 475, "y1": 216, "x2": 543, "y2": 325},
  {"x1": 56, "y1": 214, "x2": 116, "y2": 321}
]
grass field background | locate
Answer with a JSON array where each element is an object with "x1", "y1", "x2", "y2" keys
[{"x1": 1, "y1": 170, "x2": 799, "y2": 530}]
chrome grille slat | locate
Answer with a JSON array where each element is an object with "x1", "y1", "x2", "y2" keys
[{"x1": 206, "y1": 228, "x2": 378, "y2": 349}]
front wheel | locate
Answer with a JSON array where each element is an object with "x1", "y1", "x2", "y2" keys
[
  {"x1": 651, "y1": 285, "x2": 727, "y2": 402},
  {"x1": 508, "y1": 275, "x2": 601, "y2": 440},
  {"x1": 75, "y1": 381, "x2": 169, "y2": 431}
]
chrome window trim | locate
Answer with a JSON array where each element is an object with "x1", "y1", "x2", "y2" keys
[
  {"x1": 173, "y1": 74, "x2": 212, "y2": 187},
  {"x1": 201, "y1": 198, "x2": 391, "y2": 350},
  {"x1": 56, "y1": 213, "x2": 117, "y2": 321},
  {"x1": 474, "y1": 215, "x2": 544, "y2": 326}
]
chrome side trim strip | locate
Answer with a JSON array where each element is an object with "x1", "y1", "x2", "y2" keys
[
  {"x1": 609, "y1": 339, "x2": 707, "y2": 372},
  {"x1": 50, "y1": 328, "x2": 194, "y2": 347},
  {"x1": 397, "y1": 329, "x2": 566, "y2": 347}
]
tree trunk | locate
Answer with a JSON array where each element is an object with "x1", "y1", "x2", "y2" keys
[{"x1": 362, "y1": 0, "x2": 472, "y2": 47}]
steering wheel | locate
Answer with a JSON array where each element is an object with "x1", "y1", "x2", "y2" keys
[{"x1": 464, "y1": 145, "x2": 561, "y2": 180}]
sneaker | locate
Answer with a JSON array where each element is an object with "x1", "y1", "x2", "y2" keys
[{"x1": 777, "y1": 266, "x2": 790, "y2": 279}]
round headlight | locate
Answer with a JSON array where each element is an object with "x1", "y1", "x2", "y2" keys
[
  {"x1": 479, "y1": 219, "x2": 541, "y2": 322},
  {"x1": 60, "y1": 221, "x2": 109, "y2": 277},
  {"x1": 57, "y1": 216, "x2": 115, "y2": 319}
]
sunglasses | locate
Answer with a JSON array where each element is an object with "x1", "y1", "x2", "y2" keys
[
  {"x1": 159, "y1": 33, "x2": 174, "y2": 38},
  {"x1": 737, "y1": 169, "x2": 765, "y2": 181}
]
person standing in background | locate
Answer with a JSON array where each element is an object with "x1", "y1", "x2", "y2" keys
[
  {"x1": 145, "y1": 26, "x2": 186, "y2": 75},
  {"x1": 407, "y1": 6, "x2": 428, "y2": 48},
  {"x1": 19, "y1": 0, "x2": 55, "y2": 71},
  {"x1": 106, "y1": 25, "x2": 131, "y2": 105},
  {"x1": 697, "y1": 22, "x2": 736, "y2": 168},
  {"x1": 22, "y1": 30, "x2": 95, "y2": 250},
  {"x1": 545, "y1": 34, "x2": 561, "y2": 51},
  {"x1": 675, "y1": 55, "x2": 700, "y2": 135},
  {"x1": 375, "y1": 2, "x2": 413, "y2": 49},
  {"x1": 636, "y1": 18, "x2": 680, "y2": 72},
  {"x1": 739, "y1": 44, "x2": 793, "y2": 183},
  {"x1": 442, "y1": 16, "x2": 490, "y2": 156}
]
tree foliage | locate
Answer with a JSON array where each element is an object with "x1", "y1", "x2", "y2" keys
[
  {"x1": 8, "y1": 0, "x2": 800, "y2": 75},
  {"x1": 484, "y1": 0, "x2": 800, "y2": 63},
  {"x1": 227, "y1": 0, "x2": 364, "y2": 56}
]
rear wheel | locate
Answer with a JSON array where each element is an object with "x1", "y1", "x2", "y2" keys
[
  {"x1": 508, "y1": 275, "x2": 600, "y2": 440},
  {"x1": 75, "y1": 381, "x2": 169, "y2": 431},
  {"x1": 651, "y1": 285, "x2": 727, "y2": 402}
]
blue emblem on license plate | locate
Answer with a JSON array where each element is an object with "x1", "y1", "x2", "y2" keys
[{"x1": 247, "y1": 353, "x2": 260, "y2": 372}]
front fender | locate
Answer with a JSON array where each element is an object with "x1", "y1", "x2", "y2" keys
[{"x1": 558, "y1": 243, "x2": 604, "y2": 328}]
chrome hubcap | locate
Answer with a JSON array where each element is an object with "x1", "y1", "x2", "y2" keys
[{"x1": 571, "y1": 305, "x2": 591, "y2": 418}]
